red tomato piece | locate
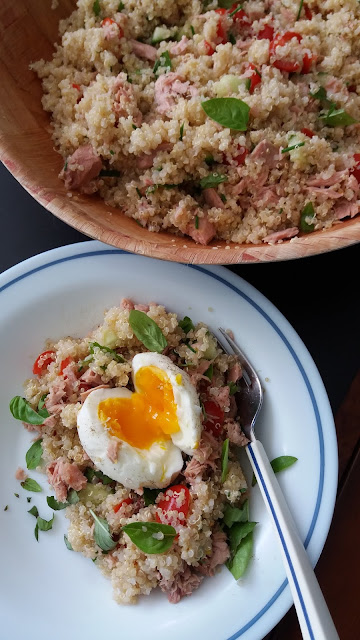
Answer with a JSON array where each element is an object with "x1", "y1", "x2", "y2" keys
[
  {"x1": 59, "y1": 356, "x2": 72, "y2": 375},
  {"x1": 270, "y1": 32, "x2": 303, "y2": 73},
  {"x1": 246, "y1": 62, "x2": 261, "y2": 93},
  {"x1": 257, "y1": 24, "x2": 274, "y2": 40},
  {"x1": 216, "y1": 20, "x2": 227, "y2": 44},
  {"x1": 301, "y1": 128, "x2": 315, "y2": 138},
  {"x1": 72, "y1": 83, "x2": 81, "y2": 91},
  {"x1": 204, "y1": 40, "x2": 215, "y2": 56},
  {"x1": 113, "y1": 497, "x2": 132, "y2": 513},
  {"x1": 304, "y1": 5, "x2": 312, "y2": 20},
  {"x1": 101, "y1": 17, "x2": 115, "y2": 26},
  {"x1": 203, "y1": 400, "x2": 225, "y2": 437},
  {"x1": 351, "y1": 154, "x2": 360, "y2": 183},
  {"x1": 233, "y1": 146, "x2": 249, "y2": 165},
  {"x1": 156, "y1": 485, "x2": 191, "y2": 526},
  {"x1": 301, "y1": 52, "x2": 315, "y2": 74},
  {"x1": 214, "y1": 8, "x2": 227, "y2": 14},
  {"x1": 273, "y1": 58, "x2": 301, "y2": 73},
  {"x1": 229, "y1": 7, "x2": 249, "y2": 26},
  {"x1": 33, "y1": 350, "x2": 55, "y2": 376}
]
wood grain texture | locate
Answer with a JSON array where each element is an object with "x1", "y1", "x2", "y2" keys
[{"x1": 1, "y1": 0, "x2": 360, "y2": 264}]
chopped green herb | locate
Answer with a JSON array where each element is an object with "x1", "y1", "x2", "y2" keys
[
  {"x1": 129, "y1": 310, "x2": 168, "y2": 353},
  {"x1": 319, "y1": 108, "x2": 357, "y2": 127},
  {"x1": 122, "y1": 522, "x2": 177, "y2": 554},
  {"x1": 228, "y1": 32, "x2": 236, "y2": 45},
  {"x1": 136, "y1": 187, "x2": 142, "y2": 199},
  {"x1": 195, "y1": 215, "x2": 199, "y2": 229},
  {"x1": 14, "y1": 493, "x2": 19, "y2": 498},
  {"x1": 244, "y1": 78, "x2": 251, "y2": 91},
  {"x1": 90, "y1": 509, "x2": 117, "y2": 551},
  {"x1": 67, "y1": 488, "x2": 81, "y2": 503},
  {"x1": 229, "y1": 4, "x2": 243, "y2": 18},
  {"x1": 185, "y1": 340, "x2": 197, "y2": 353},
  {"x1": 118, "y1": 1, "x2": 125, "y2": 10},
  {"x1": 92, "y1": 0, "x2": 101, "y2": 17},
  {"x1": 309, "y1": 87, "x2": 335, "y2": 109},
  {"x1": 190, "y1": 25, "x2": 195, "y2": 35},
  {"x1": 199, "y1": 173, "x2": 228, "y2": 189},
  {"x1": 37, "y1": 514, "x2": 54, "y2": 532},
  {"x1": 132, "y1": 124, "x2": 137, "y2": 130},
  {"x1": 64, "y1": 534, "x2": 73, "y2": 551},
  {"x1": 27, "y1": 497, "x2": 32, "y2": 503},
  {"x1": 4, "y1": 505, "x2": 8, "y2": 511},
  {"x1": 21, "y1": 478, "x2": 42, "y2": 493},
  {"x1": 178, "y1": 316, "x2": 195, "y2": 334},
  {"x1": 221, "y1": 438, "x2": 230, "y2": 483},
  {"x1": 143, "y1": 488, "x2": 161, "y2": 506},
  {"x1": 220, "y1": 193, "x2": 227, "y2": 203},
  {"x1": 252, "y1": 455, "x2": 298, "y2": 486},
  {"x1": 153, "y1": 51, "x2": 172, "y2": 76},
  {"x1": 281, "y1": 142, "x2": 305, "y2": 153},
  {"x1": 201, "y1": 97, "x2": 250, "y2": 131},
  {"x1": 10, "y1": 396, "x2": 46, "y2": 426},
  {"x1": 228, "y1": 381, "x2": 239, "y2": 395},
  {"x1": 26, "y1": 439, "x2": 43, "y2": 470},
  {"x1": 64, "y1": 160, "x2": 68, "y2": 171},
  {"x1": 156, "y1": 166, "x2": 163, "y2": 171},
  {"x1": 204, "y1": 363, "x2": 214, "y2": 380},
  {"x1": 47, "y1": 496, "x2": 68, "y2": 511},
  {"x1": 89, "y1": 342, "x2": 125, "y2": 363},
  {"x1": 84, "y1": 468, "x2": 113, "y2": 486},
  {"x1": 179, "y1": 122, "x2": 185, "y2": 141},
  {"x1": 28, "y1": 505, "x2": 39, "y2": 518},
  {"x1": 300, "y1": 202, "x2": 315, "y2": 233},
  {"x1": 296, "y1": 0, "x2": 304, "y2": 20},
  {"x1": 99, "y1": 169, "x2": 121, "y2": 177},
  {"x1": 205, "y1": 154, "x2": 215, "y2": 166},
  {"x1": 34, "y1": 523, "x2": 39, "y2": 542}
]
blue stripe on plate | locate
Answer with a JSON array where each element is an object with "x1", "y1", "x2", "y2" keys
[{"x1": 0, "y1": 248, "x2": 324, "y2": 640}]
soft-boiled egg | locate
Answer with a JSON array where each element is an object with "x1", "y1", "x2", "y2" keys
[{"x1": 77, "y1": 353, "x2": 202, "y2": 489}]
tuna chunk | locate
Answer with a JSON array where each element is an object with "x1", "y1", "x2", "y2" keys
[
  {"x1": 160, "y1": 565, "x2": 203, "y2": 603},
  {"x1": 155, "y1": 72, "x2": 198, "y2": 114},
  {"x1": 225, "y1": 419, "x2": 249, "y2": 446},
  {"x1": 46, "y1": 378, "x2": 66, "y2": 412},
  {"x1": 186, "y1": 214, "x2": 216, "y2": 245},
  {"x1": 197, "y1": 530, "x2": 230, "y2": 577},
  {"x1": 47, "y1": 458, "x2": 87, "y2": 503},
  {"x1": 170, "y1": 36, "x2": 189, "y2": 56},
  {"x1": 228, "y1": 361, "x2": 242, "y2": 383},
  {"x1": 121, "y1": 298, "x2": 135, "y2": 310},
  {"x1": 136, "y1": 142, "x2": 173, "y2": 170},
  {"x1": 15, "y1": 467, "x2": 28, "y2": 482},
  {"x1": 80, "y1": 368, "x2": 104, "y2": 386},
  {"x1": 334, "y1": 199, "x2": 359, "y2": 219},
  {"x1": 184, "y1": 431, "x2": 221, "y2": 482},
  {"x1": 263, "y1": 227, "x2": 299, "y2": 243},
  {"x1": 307, "y1": 170, "x2": 348, "y2": 188},
  {"x1": 203, "y1": 188, "x2": 225, "y2": 209},
  {"x1": 113, "y1": 73, "x2": 142, "y2": 126},
  {"x1": 251, "y1": 140, "x2": 280, "y2": 168},
  {"x1": 61, "y1": 145, "x2": 102, "y2": 190},
  {"x1": 209, "y1": 385, "x2": 230, "y2": 412},
  {"x1": 130, "y1": 39, "x2": 158, "y2": 62}
]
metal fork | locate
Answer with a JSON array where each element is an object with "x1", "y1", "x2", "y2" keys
[{"x1": 217, "y1": 328, "x2": 339, "y2": 640}]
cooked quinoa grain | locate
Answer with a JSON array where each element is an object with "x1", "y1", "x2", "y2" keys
[
  {"x1": 16, "y1": 299, "x2": 250, "y2": 604},
  {"x1": 32, "y1": 0, "x2": 360, "y2": 245}
]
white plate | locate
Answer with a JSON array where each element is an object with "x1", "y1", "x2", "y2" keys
[{"x1": 0, "y1": 241, "x2": 337, "y2": 640}]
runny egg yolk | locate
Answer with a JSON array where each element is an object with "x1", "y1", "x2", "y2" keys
[{"x1": 97, "y1": 366, "x2": 180, "y2": 449}]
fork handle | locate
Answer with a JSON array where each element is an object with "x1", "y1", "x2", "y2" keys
[{"x1": 247, "y1": 440, "x2": 339, "y2": 640}]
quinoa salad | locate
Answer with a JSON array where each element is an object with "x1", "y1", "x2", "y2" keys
[
  {"x1": 10, "y1": 300, "x2": 253, "y2": 605},
  {"x1": 32, "y1": 0, "x2": 360, "y2": 245}
]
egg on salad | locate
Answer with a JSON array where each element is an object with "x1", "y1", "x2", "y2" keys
[{"x1": 77, "y1": 353, "x2": 202, "y2": 489}]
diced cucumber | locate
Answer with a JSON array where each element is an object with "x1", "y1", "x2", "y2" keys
[
  {"x1": 213, "y1": 75, "x2": 244, "y2": 97},
  {"x1": 203, "y1": 334, "x2": 218, "y2": 360},
  {"x1": 78, "y1": 483, "x2": 112, "y2": 506},
  {"x1": 151, "y1": 26, "x2": 172, "y2": 44}
]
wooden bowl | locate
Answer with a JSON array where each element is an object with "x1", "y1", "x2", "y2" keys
[{"x1": 1, "y1": 0, "x2": 359, "y2": 264}]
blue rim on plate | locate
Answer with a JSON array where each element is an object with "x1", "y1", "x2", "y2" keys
[{"x1": 0, "y1": 242, "x2": 336, "y2": 640}]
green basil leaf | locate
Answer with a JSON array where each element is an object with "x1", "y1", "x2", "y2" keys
[
  {"x1": 228, "y1": 521, "x2": 257, "y2": 555},
  {"x1": 153, "y1": 51, "x2": 172, "y2": 76},
  {"x1": 34, "y1": 523, "x2": 39, "y2": 542},
  {"x1": 309, "y1": 87, "x2": 335, "y2": 109},
  {"x1": 84, "y1": 467, "x2": 113, "y2": 486},
  {"x1": 300, "y1": 202, "x2": 315, "y2": 233},
  {"x1": 37, "y1": 514, "x2": 54, "y2": 532},
  {"x1": 21, "y1": 478, "x2": 42, "y2": 493},
  {"x1": 199, "y1": 173, "x2": 228, "y2": 189},
  {"x1": 64, "y1": 534, "x2": 73, "y2": 550},
  {"x1": 10, "y1": 396, "x2": 45, "y2": 426},
  {"x1": 93, "y1": 0, "x2": 101, "y2": 16},
  {"x1": 221, "y1": 438, "x2": 230, "y2": 483},
  {"x1": 227, "y1": 531, "x2": 253, "y2": 579},
  {"x1": 129, "y1": 310, "x2": 167, "y2": 353},
  {"x1": 143, "y1": 488, "x2": 161, "y2": 506},
  {"x1": 223, "y1": 500, "x2": 249, "y2": 527},
  {"x1": 90, "y1": 509, "x2": 117, "y2": 551},
  {"x1": 25, "y1": 439, "x2": 43, "y2": 470},
  {"x1": 319, "y1": 108, "x2": 357, "y2": 127},
  {"x1": 252, "y1": 455, "x2": 298, "y2": 486},
  {"x1": 201, "y1": 98, "x2": 250, "y2": 131},
  {"x1": 89, "y1": 342, "x2": 125, "y2": 363},
  {"x1": 38, "y1": 394, "x2": 48, "y2": 412},
  {"x1": 228, "y1": 381, "x2": 239, "y2": 396},
  {"x1": 47, "y1": 495, "x2": 68, "y2": 511},
  {"x1": 122, "y1": 522, "x2": 176, "y2": 554},
  {"x1": 67, "y1": 489, "x2": 80, "y2": 504},
  {"x1": 28, "y1": 505, "x2": 39, "y2": 518},
  {"x1": 178, "y1": 316, "x2": 194, "y2": 334}
]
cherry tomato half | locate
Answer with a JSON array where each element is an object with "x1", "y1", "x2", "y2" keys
[
  {"x1": 301, "y1": 52, "x2": 316, "y2": 74},
  {"x1": 304, "y1": 5, "x2": 312, "y2": 20},
  {"x1": 101, "y1": 17, "x2": 124, "y2": 38},
  {"x1": 257, "y1": 24, "x2": 274, "y2": 40},
  {"x1": 33, "y1": 351, "x2": 55, "y2": 376},
  {"x1": 202, "y1": 400, "x2": 225, "y2": 437},
  {"x1": 59, "y1": 356, "x2": 72, "y2": 376},
  {"x1": 270, "y1": 32, "x2": 302, "y2": 73},
  {"x1": 245, "y1": 62, "x2": 261, "y2": 93},
  {"x1": 113, "y1": 497, "x2": 132, "y2": 513},
  {"x1": 156, "y1": 485, "x2": 191, "y2": 527}
]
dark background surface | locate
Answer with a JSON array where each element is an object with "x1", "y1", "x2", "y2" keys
[{"x1": 1, "y1": 161, "x2": 358, "y2": 415}]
